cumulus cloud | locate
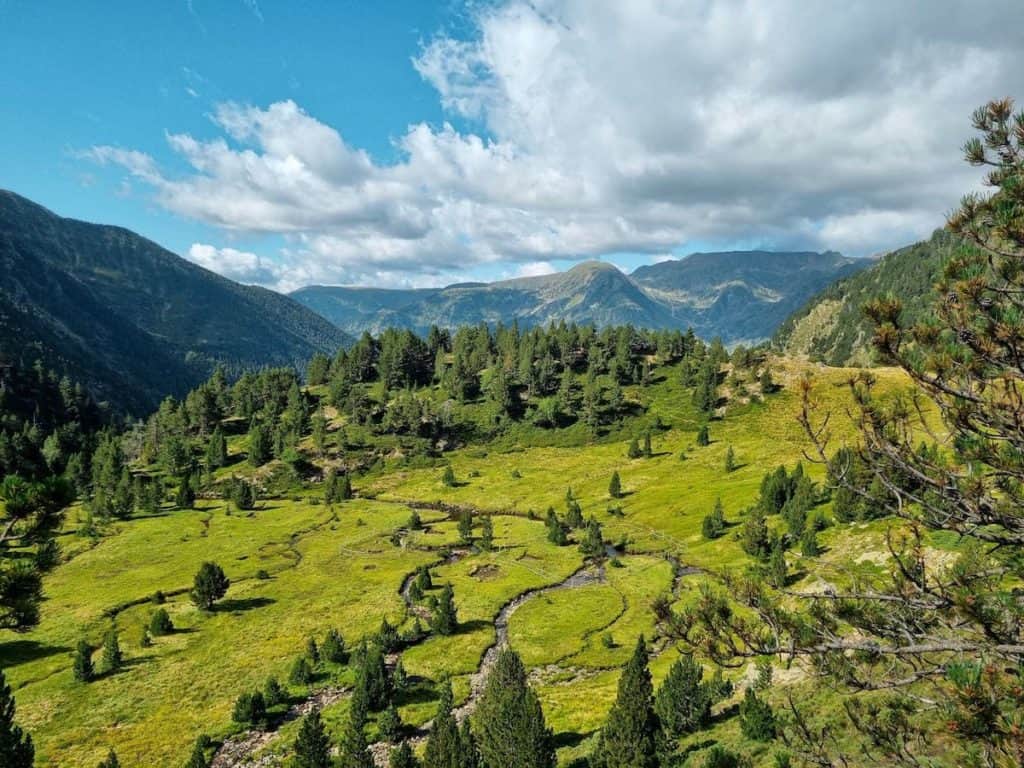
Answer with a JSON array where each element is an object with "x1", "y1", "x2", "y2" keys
[{"x1": 91, "y1": 1, "x2": 1024, "y2": 289}]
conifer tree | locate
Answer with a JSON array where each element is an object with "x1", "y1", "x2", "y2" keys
[
  {"x1": 441, "y1": 466, "x2": 456, "y2": 487},
  {"x1": 479, "y1": 515, "x2": 494, "y2": 551},
  {"x1": 701, "y1": 499, "x2": 725, "y2": 540},
  {"x1": 473, "y1": 648, "x2": 555, "y2": 768},
  {"x1": 338, "y1": 705, "x2": 373, "y2": 768},
  {"x1": 205, "y1": 428, "x2": 227, "y2": 471},
  {"x1": 423, "y1": 682, "x2": 462, "y2": 768},
  {"x1": 564, "y1": 499, "x2": 584, "y2": 529},
  {"x1": 579, "y1": 518, "x2": 605, "y2": 559},
  {"x1": 643, "y1": 431, "x2": 652, "y2": 458},
  {"x1": 0, "y1": 668, "x2": 33, "y2": 768},
  {"x1": 73, "y1": 640, "x2": 94, "y2": 682},
  {"x1": 322, "y1": 628, "x2": 346, "y2": 664},
  {"x1": 390, "y1": 741, "x2": 420, "y2": 768},
  {"x1": 739, "y1": 688, "x2": 776, "y2": 741},
  {"x1": 101, "y1": 629, "x2": 122, "y2": 673},
  {"x1": 459, "y1": 719, "x2": 479, "y2": 768},
  {"x1": 457, "y1": 510, "x2": 473, "y2": 545},
  {"x1": 190, "y1": 562, "x2": 229, "y2": 610},
  {"x1": 176, "y1": 473, "x2": 195, "y2": 509},
  {"x1": 608, "y1": 471, "x2": 622, "y2": 499},
  {"x1": 592, "y1": 636, "x2": 659, "y2": 768},
  {"x1": 431, "y1": 584, "x2": 458, "y2": 635},
  {"x1": 247, "y1": 421, "x2": 271, "y2": 467},
  {"x1": 627, "y1": 438, "x2": 641, "y2": 459},
  {"x1": 149, "y1": 608, "x2": 173, "y2": 636},
  {"x1": 97, "y1": 749, "x2": 120, "y2": 768},
  {"x1": 724, "y1": 446, "x2": 736, "y2": 473},
  {"x1": 378, "y1": 703, "x2": 403, "y2": 743},
  {"x1": 545, "y1": 508, "x2": 567, "y2": 546},
  {"x1": 263, "y1": 676, "x2": 284, "y2": 707},
  {"x1": 293, "y1": 708, "x2": 332, "y2": 768},
  {"x1": 696, "y1": 425, "x2": 710, "y2": 447},
  {"x1": 185, "y1": 736, "x2": 209, "y2": 768},
  {"x1": 338, "y1": 473, "x2": 353, "y2": 500},
  {"x1": 654, "y1": 654, "x2": 712, "y2": 739}
]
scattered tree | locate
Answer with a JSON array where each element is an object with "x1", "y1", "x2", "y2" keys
[
  {"x1": 190, "y1": 562, "x2": 229, "y2": 610},
  {"x1": 0, "y1": 668, "x2": 34, "y2": 768},
  {"x1": 592, "y1": 636, "x2": 659, "y2": 768}
]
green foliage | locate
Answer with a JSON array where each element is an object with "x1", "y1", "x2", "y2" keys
[
  {"x1": 149, "y1": 608, "x2": 173, "y2": 636},
  {"x1": 263, "y1": 676, "x2": 284, "y2": 707},
  {"x1": 289, "y1": 656, "x2": 313, "y2": 686},
  {"x1": 389, "y1": 742, "x2": 420, "y2": 768},
  {"x1": 97, "y1": 748, "x2": 120, "y2": 768},
  {"x1": 457, "y1": 510, "x2": 473, "y2": 545},
  {"x1": 724, "y1": 446, "x2": 736, "y2": 473},
  {"x1": 738, "y1": 688, "x2": 776, "y2": 742},
  {"x1": 592, "y1": 636, "x2": 659, "y2": 768},
  {"x1": 696, "y1": 424, "x2": 710, "y2": 447},
  {"x1": 378, "y1": 704, "x2": 403, "y2": 743},
  {"x1": 247, "y1": 421, "x2": 272, "y2": 467},
  {"x1": 655, "y1": 654, "x2": 714, "y2": 739},
  {"x1": 190, "y1": 562, "x2": 229, "y2": 610},
  {"x1": 441, "y1": 466, "x2": 456, "y2": 487},
  {"x1": 431, "y1": 584, "x2": 458, "y2": 636},
  {"x1": 546, "y1": 508, "x2": 568, "y2": 546},
  {"x1": 0, "y1": 669, "x2": 34, "y2": 768},
  {"x1": 739, "y1": 508, "x2": 771, "y2": 561},
  {"x1": 293, "y1": 708, "x2": 332, "y2": 768},
  {"x1": 185, "y1": 736, "x2": 210, "y2": 768},
  {"x1": 579, "y1": 517, "x2": 605, "y2": 559},
  {"x1": 609, "y1": 471, "x2": 622, "y2": 499},
  {"x1": 72, "y1": 640, "x2": 94, "y2": 683},
  {"x1": 422, "y1": 682, "x2": 462, "y2": 768},
  {"x1": 101, "y1": 629, "x2": 122, "y2": 673},
  {"x1": 473, "y1": 648, "x2": 555, "y2": 768},
  {"x1": 627, "y1": 439, "x2": 641, "y2": 459},
  {"x1": 322, "y1": 628, "x2": 346, "y2": 664},
  {"x1": 701, "y1": 499, "x2": 725, "y2": 540},
  {"x1": 231, "y1": 691, "x2": 266, "y2": 726},
  {"x1": 479, "y1": 515, "x2": 494, "y2": 551}
]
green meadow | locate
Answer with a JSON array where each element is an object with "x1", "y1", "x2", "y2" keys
[{"x1": 2, "y1": 357, "x2": 930, "y2": 767}]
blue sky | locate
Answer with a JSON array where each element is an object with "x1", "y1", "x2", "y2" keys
[{"x1": 2, "y1": 1, "x2": 1021, "y2": 290}]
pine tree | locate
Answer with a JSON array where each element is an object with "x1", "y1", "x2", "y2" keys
[
  {"x1": 441, "y1": 466, "x2": 456, "y2": 487},
  {"x1": 185, "y1": 736, "x2": 209, "y2": 768},
  {"x1": 473, "y1": 648, "x2": 555, "y2": 768},
  {"x1": 149, "y1": 608, "x2": 173, "y2": 636},
  {"x1": 565, "y1": 499, "x2": 584, "y2": 529},
  {"x1": 479, "y1": 516, "x2": 494, "y2": 551},
  {"x1": 0, "y1": 668, "x2": 33, "y2": 768},
  {"x1": 457, "y1": 510, "x2": 473, "y2": 545},
  {"x1": 263, "y1": 676, "x2": 284, "y2": 707},
  {"x1": 627, "y1": 439, "x2": 641, "y2": 459},
  {"x1": 289, "y1": 655, "x2": 313, "y2": 686},
  {"x1": 592, "y1": 636, "x2": 659, "y2": 768},
  {"x1": 176, "y1": 473, "x2": 195, "y2": 509},
  {"x1": 390, "y1": 741, "x2": 421, "y2": 768},
  {"x1": 339, "y1": 473, "x2": 353, "y2": 500},
  {"x1": 205, "y1": 428, "x2": 227, "y2": 471},
  {"x1": 696, "y1": 425, "x2": 710, "y2": 447},
  {"x1": 97, "y1": 749, "x2": 120, "y2": 768},
  {"x1": 701, "y1": 499, "x2": 725, "y2": 540},
  {"x1": 459, "y1": 718, "x2": 479, "y2": 768},
  {"x1": 739, "y1": 688, "x2": 776, "y2": 741},
  {"x1": 323, "y1": 628, "x2": 346, "y2": 664},
  {"x1": 431, "y1": 584, "x2": 458, "y2": 635},
  {"x1": 608, "y1": 471, "x2": 622, "y2": 499},
  {"x1": 655, "y1": 654, "x2": 712, "y2": 739},
  {"x1": 545, "y1": 508, "x2": 567, "y2": 546},
  {"x1": 423, "y1": 682, "x2": 462, "y2": 768},
  {"x1": 643, "y1": 431, "x2": 652, "y2": 458},
  {"x1": 232, "y1": 691, "x2": 266, "y2": 725},
  {"x1": 378, "y1": 703, "x2": 403, "y2": 743},
  {"x1": 306, "y1": 636, "x2": 320, "y2": 665},
  {"x1": 247, "y1": 421, "x2": 271, "y2": 467},
  {"x1": 724, "y1": 446, "x2": 736, "y2": 473},
  {"x1": 73, "y1": 640, "x2": 94, "y2": 682},
  {"x1": 338, "y1": 705, "x2": 373, "y2": 768},
  {"x1": 190, "y1": 562, "x2": 229, "y2": 610},
  {"x1": 294, "y1": 708, "x2": 333, "y2": 768},
  {"x1": 416, "y1": 566, "x2": 433, "y2": 592},
  {"x1": 101, "y1": 629, "x2": 122, "y2": 673},
  {"x1": 767, "y1": 544, "x2": 787, "y2": 588},
  {"x1": 579, "y1": 518, "x2": 605, "y2": 559}
]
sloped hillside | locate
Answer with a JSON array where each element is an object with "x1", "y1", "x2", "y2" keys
[
  {"x1": 0, "y1": 190, "x2": 349, "y2": 413},
  {"x1": 773, "y1": 230, "x2": 958, "y2": 365}
]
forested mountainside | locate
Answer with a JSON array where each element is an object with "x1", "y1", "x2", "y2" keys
[
  {"x1": 291, "y1": 251, "x2": 867, "y2": 344},
  {"x1": 772, "y1": 230, "x2": 958, "y2": 365},
  {"x1": 0, "y1": 191, "x2": 350, "y2": 414}
]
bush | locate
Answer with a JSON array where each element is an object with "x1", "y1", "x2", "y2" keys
[
  {"x1": 289, "y1": 655, "x2": 314, "y2": 686},
  {"x1": 702, "y1": 499, "x2": 726, "y2": 540},
  {"x1": 149, "y1": 608, "x2": 174, "y2": 636},
  {"x1": 739, "y1": 688, "x2": 777, "y2": 741},
  {"x1": 191, "y1": 562, "x2": 230, "y2": 610},
  {"x1": 232, "y1": 691, "x2": 267, "y2": 726},
  {"x1": 264, "y1": 676, "x2": 284, "y2": 707}
]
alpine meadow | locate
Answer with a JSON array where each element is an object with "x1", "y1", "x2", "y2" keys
[{"x1": 2, "y1": 3, "x2": 1024, "y2": 768}]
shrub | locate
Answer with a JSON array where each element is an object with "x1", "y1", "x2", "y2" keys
[
  {"x1": 739, "y1": 688, "x2": 776, "y2": 741},
  {"x1": 191, "y1": 562, "x2": 229, "y2": 610},
  {"x1": 232, "y1": 691, "x2": 267, "y2": 726},
  {"x1": 289, "y1": 655, "x2": 314, "y2": 686},
  {"x1": 149, "y1": 608, "x2": 174, "y2": 636}
]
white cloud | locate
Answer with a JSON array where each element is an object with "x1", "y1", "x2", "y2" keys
[{"x1": 91, "y1": 1, "x2": 1024, "y2": 288}]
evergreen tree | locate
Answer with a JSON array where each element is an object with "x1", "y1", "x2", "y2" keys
[
  {"x1": 767, "y1": 544, "x2": 787, "y2": 588},
  {"x1": 739, "y1": 508, "x2": 771, "y2": 561},
  {"x1": 323, "y1": 628, "x2": 346, "y2": 664},
  {"x1": 389, "y1": 742, "x2": 420, "y2": 768},
  {"x1": 655, "y1": 654, "x2": 712, "y2": 739},
  {"x1": 592, "y1": 636, "x2": 659, "y2": 768},
  {"x1": 415, "y1": 566, "x2": 433, "y2": 592},
  {"x1": 431, "y1": 584, "x2": 458, "y2": 635},
  {"x1": 627, "y1": 439, "x2": 641, "y2": 459},
  {"x1": 232, "y1": 691, "x2": 267, "y2": 725},
  {"x1": 289, "y1": 655, "x2": 313, "y2": 686},
  {"x1": 579, "y1": 518, "x2": 605, "y2": 559},
  {"x1": 479, "y1": 515, "x2": 494, "y2": 551},
  {"x1": 293, "y1": 708, "x2": 333, "y2": 768},
  {"x1": 185, "y1": 736, "x2": 209, "y2": 768},
  {"x1": 263, "y1": 676, "x2": 284, "y2": 707},
  {"x1": 338, "y1": 708, "x2": 373, "y2": 768},
  {"x1": 338, "y1": 473, "x2": 353, "y2": 500},
  {"x1": 97, "y1": 749, "x2": 120, "y2": 768},
  {"x1": 608, "y1": 471, "x2": 622, "y2": 499},
  {"x1": 149, "y1": 608, "x2": 173, "y2": 636},
  {"x1": 190, "y1": 562, "x2": 229, "y2": 610},
  {"x1": 73, "y1": 640, "x2": 94, "y2": 682},
  {"x1": 724, "y1": 446, "x2": 736, "y2": 473},
  {"x1": 441, "y1": 466, "x2": 456, "y2": 487},
  {"x1": 473, "y1": 648, "x2": 554, "y2": 768},
  {"x1": 306, "y1": 636, "x2": 320, "y2": 665},
  {"x1": 545, "y1": 508, "x2": 567, "y2": 546},
  {"x1": 423, "y1": 682, "x2": 461, "y2": 768},
  {"x1": 739, "y1": 688, "x2": 776, "y2": 741},
  {"x1": 311, "y1": 408, "x2": 328, "y2": 457},
  {"x1": 459, "y1": 719, "x2": 479, "y2": 768},
  {"x1": 407, "y1": 509, "x2": 423, "y2": 530},
  {"x1": 378, "y1": 703, "x2": 403, "y2": 743},
  {"x1": 701, "y1": 499, "x2": 725, "y2": 540},
  {"x1": 101, "y1": 629, "x2": 122, "y2": 673},
  {"x1": 247, "y1": 421, "x2": 271, "y2": 467},
  {"x1": 643, "y1": 431, "x2": 652, "y2": 458},
  {"x1": 175, "y1": 473, "x2": 195, "y2": 509},
  {"x1": 696, "y1": 425, "x2": 710, "y2": 447},
  {"x1": 457, "y1": 510, "x2": 473, "y2": 545},
  {"x1": 205, "y1": 428, "x2": 227, "y2": 471},
  {"x1": 0, "y1": 668, "x2": 33, "y2": 768}
]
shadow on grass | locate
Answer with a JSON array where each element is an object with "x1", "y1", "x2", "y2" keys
[
  {"x1": 0, "y1": 639, "x2": 70, "y2": 667},
  {"x1": 552, "y1": 730, "x2": 594, "y2": 750},
  {"x1": 455, "y1": 619, "x2": 491, "y2": 635},
  {"x1": 217, "y1": 596, "x2": 276, "y2": 613}
]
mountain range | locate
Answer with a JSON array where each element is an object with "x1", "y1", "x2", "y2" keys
[
  {"x1": 0, "y1": 190, "x2": 349, "y2": 414},
  {"x1": 291, "y1": 250, "x2": 868, "y2": 344}
]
